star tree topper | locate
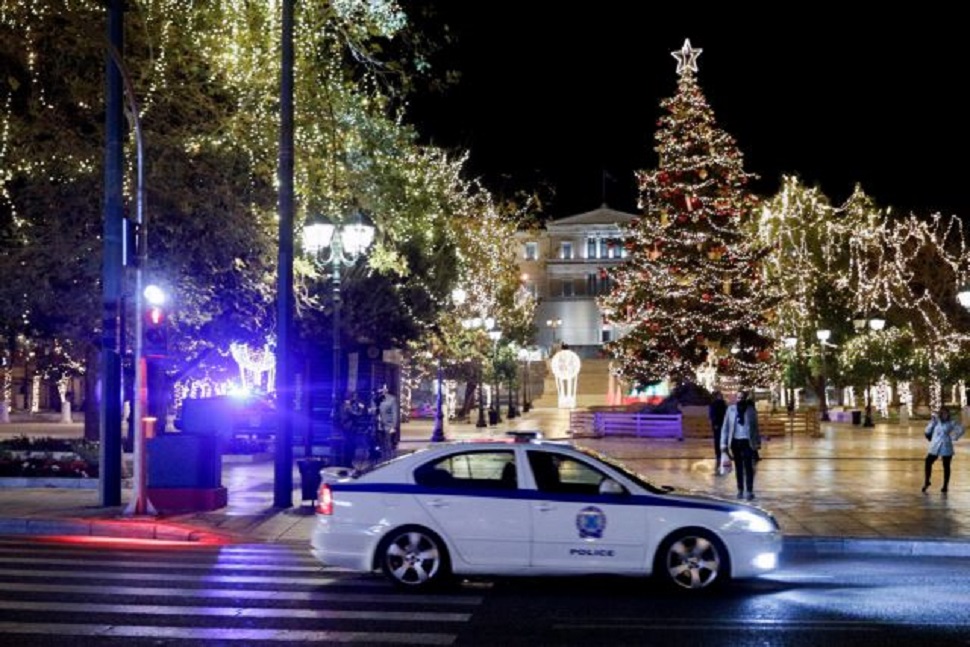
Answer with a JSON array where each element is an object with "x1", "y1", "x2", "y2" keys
[{"x1": 672, "y1": 38, "x2": 702, "y2": 76}]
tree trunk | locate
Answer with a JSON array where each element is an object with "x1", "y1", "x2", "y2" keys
[
  {"x1": 812, "y1": 374, "x2": 828, "y2": 420},
  {"x1": 458, "y1": 380, "x2": 477, "y2": 419}
]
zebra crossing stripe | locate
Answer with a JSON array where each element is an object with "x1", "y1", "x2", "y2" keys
[
  {"x1": 0, "y1": 581, "x2": 484, "y2": 605},
  {"x1": 0, "y1": 623, "x2": 456, "y2": 644},
  {"x1": 0, "y1": 600, "x2": 471, "y2": 622},
  {"x1": 0, "y1": 544, "x2": 317, "y2": 562},
  {"x1": 0, "y1": 556, "x2": 327, "y2": 573},
  {"x1": 0, "y1": 567, "x2": 378, "y2": 586}
]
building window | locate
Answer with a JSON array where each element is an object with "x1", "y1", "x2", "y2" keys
[
  {"x1": 560, "y1": 242, "x2": 573, "y2": 260},
  {"x1": 561, "y1": 281, "x2": 574, "y2": 297},
  {"x1": 601, "y1": 327, "x2": 612, "y2": 343},
  {"x1": 586, "y1": 237, "x2": 597, "y2": 259},
  {"x1": 524, "y1": 241, "x2": 538, "y2": 260}
]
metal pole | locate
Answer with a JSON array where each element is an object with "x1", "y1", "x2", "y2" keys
[
  {"x1": 274, "y1": 0, "x2": 295, "y2": 508},
  {"x1": 107, "y1": 43, "x2": 155, "y2": 517},
  {"x1": 493, "y1": 343, "x2": 502, "y2": 424},
  {"x1": 431, "y1": 358, "x2": 445, "y2": 441},
  {"x1": 820, "y1": 342, "x2": 830, "y2": 422},
  {"x1": 331, "y1": 249, "x2": 343, "y2": 454},
  {"x1": 99, "y1": 0, "x2": 124, "y2": 508}
]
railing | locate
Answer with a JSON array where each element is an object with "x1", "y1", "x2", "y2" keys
[
  {"x1": 569, "y1": 410, "x2": 683, "y2": 440},
  {"x1": 570, "y1": 408, "x2": 820, "y2": 441},
  {"x1": 759, "y1": 409, "x2": 821, "y2": 438}
]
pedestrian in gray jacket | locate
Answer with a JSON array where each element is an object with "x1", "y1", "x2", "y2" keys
[
  {"x1": 922, "y1": 407, "x2": 964, "y2": 494},
  {"x1": 720, "y1": 390, "x2": 761, "y2": 500}
]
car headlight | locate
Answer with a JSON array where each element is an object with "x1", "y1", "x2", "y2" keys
[{"x1": 729, "y1": 510, "x2": 776, "y2": 533}]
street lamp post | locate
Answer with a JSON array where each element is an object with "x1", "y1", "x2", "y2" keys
[
  {"x1": 816, "y1": 329, "x2": 831, "y2": 422},
  {"x1": 303, "y1": 211, "x2": 375, "y2": 462},
  {"x1": 853, "y1": 314, "x2": 885, "y2": 428},
  {"x1": 546, "y1": 318, "x2": 562, "y2": 349}
]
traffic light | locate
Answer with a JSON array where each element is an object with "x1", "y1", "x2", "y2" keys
[{"x1": 143, "y1": 305, "x2": 168, "y2": 358}]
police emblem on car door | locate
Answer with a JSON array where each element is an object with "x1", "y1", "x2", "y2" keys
[{"x1": 526, "y1": 449, "x2": 648, "y2": 571}]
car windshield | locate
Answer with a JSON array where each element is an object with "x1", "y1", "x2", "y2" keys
[{"x1": 573, "y1": 445, "x2": 671, "y2": 494}]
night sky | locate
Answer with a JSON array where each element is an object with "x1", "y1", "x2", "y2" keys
[{"x1": 405, "y1": 4, "x2": 968, "y2": 221}]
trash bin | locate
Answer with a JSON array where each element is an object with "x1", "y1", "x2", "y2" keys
[
  {"x1": 298, "y1": 458, "x2": 327, "y2": 502},
  {"x1": 488, "y1": 409, "x2": 499, "y2": 425},
  {"x1": 851, "y1": 410, "x2": 862, "y2": 425}
]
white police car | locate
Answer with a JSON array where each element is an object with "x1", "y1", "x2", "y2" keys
[{"x1": 310, "y1": 433, "x2": 781, "y2": 591}]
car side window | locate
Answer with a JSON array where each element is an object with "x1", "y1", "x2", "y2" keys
[
  {"x1": 414, "y1": 451, "x2": 517, "y2": 490},
  {"x1": 527, "y1": 451, "x2": 622, "y2": 495}
]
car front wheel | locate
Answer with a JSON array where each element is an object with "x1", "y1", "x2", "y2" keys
[
  {"x1": 655, "y1": 528, "x2": 729, "y2": 591},
  {"x1": 378, "y1": 526, "x2": 451, "y2": 589}
]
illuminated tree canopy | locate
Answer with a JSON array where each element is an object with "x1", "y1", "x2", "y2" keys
[{"x1": 0, "y1": 1, "x2": 529, "y2": 395}]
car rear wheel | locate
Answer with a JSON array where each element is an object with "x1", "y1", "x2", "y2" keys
[
  {"x1": 378, "y1": 526, "x2": 451, "y2": 589},
  {"x1": 655, "y1": 528, "x2": 729, "y2": 591}
]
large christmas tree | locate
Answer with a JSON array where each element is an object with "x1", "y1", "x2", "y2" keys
[{"x1": 601, "y1": 39, "x2": 775, "y2": 388}]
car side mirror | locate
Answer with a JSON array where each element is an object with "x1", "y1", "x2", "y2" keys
[{"x1": 599, "y1": 478, "x2": 626, "y2": 495}]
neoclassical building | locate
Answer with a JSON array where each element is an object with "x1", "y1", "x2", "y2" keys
[{"x1": 516, "y1": 204, "x2": 637, "y2": 358}]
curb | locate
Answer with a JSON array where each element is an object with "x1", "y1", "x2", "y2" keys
[
  {"x1": 783, "y1": 535, "x2": 970, "y2": 557},
  {"x1": 0, "y1": 516, "x2": 227, "y2": 544},
  {"x1": 0, "y1": 477, "x2": 99, "y2": 489}
]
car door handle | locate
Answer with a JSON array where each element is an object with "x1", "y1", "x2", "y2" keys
[
  {"x1": 536, "y1": 503, "x2": 555, "y2": 512},
  {"x1": 426, "y1": 498, "x2": 449, "y2": 508}
]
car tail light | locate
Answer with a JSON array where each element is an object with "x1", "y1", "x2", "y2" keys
[{"x1": 316, "y1": 483, "x2": 333, "y2": 515}]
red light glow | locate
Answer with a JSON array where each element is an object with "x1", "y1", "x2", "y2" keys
[
  {"x1": 31, "y1": 533, "x2": 230, "y2": 548},
  {"x1": 316, "y1": 484, "x2": 333, "y2": 515}
]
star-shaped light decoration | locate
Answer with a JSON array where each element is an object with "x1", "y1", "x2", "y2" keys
[{"x1": 671, "y1": 38, "x2": 702, "y2": 76}]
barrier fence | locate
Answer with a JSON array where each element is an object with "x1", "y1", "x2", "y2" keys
[{"x1": 569, "y1": 407, "x2": 821, "y2": 440}]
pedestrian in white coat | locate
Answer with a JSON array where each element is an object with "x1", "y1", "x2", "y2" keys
[
  {"x1": 922, "y1": 407, "x2": 964, "y2": 494},
  {"x1": 720, "y1": 390, "x2": 761, "y2": 500}
]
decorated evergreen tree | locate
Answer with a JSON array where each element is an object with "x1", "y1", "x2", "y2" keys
[{"x1": 601, "y1": 39, "x2": 775, "y2": 388}]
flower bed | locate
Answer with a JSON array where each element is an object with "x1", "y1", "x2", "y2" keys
[
  {"x1": 0, "y1": 436, "x2": 99, "y2": 478},
  {"x1": 0, "y1": 434, "x2": 272, "y2": 479}
]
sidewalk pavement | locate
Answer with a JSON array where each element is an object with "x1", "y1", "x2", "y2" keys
[{"x1": 1, "y1": 407, "x2": 969, "y2": 557}]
